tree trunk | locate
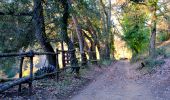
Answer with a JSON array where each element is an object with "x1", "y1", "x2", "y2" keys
[
  {"x1": 107, "y1": 0, "x2": 113, "y2": 59},
  {"x1": 68, "y1": 0, "x2": 87, "y2": 66},
  {"x1": 85, "y1": 19, "x2": 98, "y2": 61},
  {"x1": 61, "y1": 41, "x2": 65, "y2": 68},
  {"x1": 71, "y1": 17, "x2": 87, "y2": 66},
  {"x1": 100, "y1": 0, "x2": 112, "y2": 60},
  {"x1": 105, "y1": 41, "x2": 110, "y2": 59},
  {"x1": 110, "y1": 30, "x2": 115, "y2": 59},
  {"x1": 149, "y1": 21, "x2": 156, "y2": 57},
  {"x1": 33, "y1": 0, "x2": 56, "y2": 67},
  {"x1": 60, "y1": 0, "x2": 79, "y2": 74},
  {"x1": 149, "y1": 7, "x2": 157, "y2": 58},
  {"x1": 83, "y1": 30, "x2": 97, "y2": 64},
  {"x1": 0, "y1": 77, "x2": 30, "y2": 93}
]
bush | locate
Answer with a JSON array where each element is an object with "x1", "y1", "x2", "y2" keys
[
  {"x1": 158, "y1": 31, "x2": 170, "y2": 42},
  {"x1": 143, "y1": 57, "x2": 165, "y2": 69},
  {"x1": 34, "y1": 65, "x2": 56, "y2": 76},
  {"x1": 99, "y1": 59, "x2": 113, "y2": 66},
  {"x1": 122, "y1": 5, "x2": 150, "y2": 56},
  {"x1": 155, "y1": 47, "x2": 167, "y2": 57}
]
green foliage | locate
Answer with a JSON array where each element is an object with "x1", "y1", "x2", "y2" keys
[
  {"x1": 75, "y1": 0, "x2": 101, "y2": 20},
  {"x1": 155, "y1": 47, "x2": 167, "y2": 57},
  {"x1": 99, "y1": 59, "x2": 113, "y2": 66},
  {"x1": 0, "y1": 1, "x2": 35, "y2": 53},
  {"x1": 130, "y1": 54, "x2": 144, "y2": 63},
  {"x1": 0, "y1": 1, "x2": 36, "y2": 78},
  {"x1": 141, "y1": 47, "x2": 166, "y2": 70},
  {"x1": 148, "y1": 0, "x2": 158, "y2": 6},
  {"x1": 143, "y1": 57, "x2": 165, "y2": 69},
  {"x1": 122, "y1": 4, "x2": 150, "y2": 56},
  {"x1": 157, "y1": 31, "x2": 170, "y2": 42},
  {"x1": 0, "y1": 57, "x2": 18, "y2": 78}
]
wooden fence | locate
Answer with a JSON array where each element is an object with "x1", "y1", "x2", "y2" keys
[
  {"x1": 0, "y1": 49, "x2": 98, "y2": 95},
  {"x1": 0, "y1": 49, "x2": 74, "y2": 95}
]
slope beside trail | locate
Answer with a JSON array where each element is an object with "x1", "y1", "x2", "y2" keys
[{"x1": 71, "y1": 60, "x2": 155, "y2": 100}]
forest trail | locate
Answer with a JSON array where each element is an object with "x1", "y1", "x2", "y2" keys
[{"x1": 71, "y1": 60, "x2": 155, "y2": 100}]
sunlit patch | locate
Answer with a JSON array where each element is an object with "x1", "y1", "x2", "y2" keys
[
  {"x1": 114, "y1": 37, "x2": 132, "y2": 60},
  {"x1": 0, "y1": 71, "x2": 7, "y2": 79},
  {"x1": 96, "y1": 46, "x2": 100, "y2": 60},
  {"x1": 22, "y1": 69, "x2": 31, "y2": 77}
]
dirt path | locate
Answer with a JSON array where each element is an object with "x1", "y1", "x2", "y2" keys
[{"x1": 71, "y1": 60, "x2": 155, "y2": 100}]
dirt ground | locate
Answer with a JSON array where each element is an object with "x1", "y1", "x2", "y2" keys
[
  {"x1": 0, "y1": 64, "x2": 105, "y2": 100},
  {"x1": 71, "y1": 60, "x2": 155, "y2": 100},
  {"x1": 1, "y1": 60, "x2": 170, "y2": 100}
]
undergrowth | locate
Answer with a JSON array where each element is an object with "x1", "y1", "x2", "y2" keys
[
  {"x1": 134, "y1": 48, "x2": 167, "y2": 72},
  {"x1": 143, "y1": 57, "x2": 165, "y2": 69},
  {"x1": 155, "y1": 47, "x2": 167, "y2": 57},
  {"x1": 99, "y1": 59, "x2": 113, "y2": 66}
]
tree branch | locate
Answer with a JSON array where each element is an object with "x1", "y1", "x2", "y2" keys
[{"x1": 0, "y1": 11, "x2": 32, "y2": 16}]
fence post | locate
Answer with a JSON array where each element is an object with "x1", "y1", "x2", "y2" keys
[
  {"x1": 62, "y1": 51, "x2": 66, "y2": 68},
  {"x1": 28, "y1": 50, "x2": 34, "y2": 95},
  {"x1": 66, "y1": 52, "x2": 69, "y2": 64},
  {"x1": 56, "y1": 48, "x2": 59, "y2": 82},
  {"x1": 18, "y1": 56, "x2": 24, "y2": 93}
]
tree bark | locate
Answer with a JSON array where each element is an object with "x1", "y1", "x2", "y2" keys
[
  {"x1": 60, "y1": 0, "x2": 79, "y2": 74},
  {"x1": 33, "y1": 0, "x2": 56, "y2": 67},
  {"x1": 68, "y1": 0, "x2": 87, "y2": 66},
  {"x1": 83, "y1": 29, "x2": 97, "y2": 64},
  {"x1": 71, "y1": 17, "x2": 87, "y2": 66},
  {"x1": 0, "y1": 77, "x2": 30, "y2": 93},
  {"x1": 85, "y1": 19, "x2": 99, "y2": 61},
  {"x1": 149, "y1": 21, "x2": 156, "y2": 57},
  {"x1": 149, "y1": 6, "x2": 157, "y2": 58},
  {"x1": 99, "y1": 0, "x2": 113, "y2": 60},
  {"x1": 61, "y1": 41, "x2": 66, "y2": 68},
  {"x1": 110, "y1": 30, "x2": 115, "y2": 58}
]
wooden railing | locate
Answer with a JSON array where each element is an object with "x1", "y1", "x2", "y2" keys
[
  {"x1": 0, "y1": 49, "x2": 74, "y2": 94},
  {"x1": 0, "y1": 49, "x2": 98, "y2": 95}
]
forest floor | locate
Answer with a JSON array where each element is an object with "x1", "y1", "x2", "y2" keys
[
  {"x1": 1, "y1": 58, "x2": 170, "y2": 100},
  {"x1": 0, "y1": 63, "x2": 107, "y2": 100}
]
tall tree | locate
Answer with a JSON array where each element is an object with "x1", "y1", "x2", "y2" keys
[
  {"x1": 68, "y1": 0, "x2": 87, "y2": 66},
  {"x1": 33, "y1": 0, "x2": 56, "y2": 67},
  {"x1": 100, "y1": 0, "x2": 113, "y2": 60},
  {"x1": 60, "y1": 0, "x2": 79, "y2": 75},
  {"x1": 149, "y1": 0, "x2": 158, "y2": 57}
]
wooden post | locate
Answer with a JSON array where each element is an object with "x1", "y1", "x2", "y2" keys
[
  {"x1": 62, "y1": 51, "x2": 66, "y2": 68},
  {"x1": 61, "y1": 41, "x2": 66, "y2": 68},
  {"x1": 18, "y1": 57, "x2": 24, "y2": 92},
  {"x1": 66, "y1": 52, "x2": 69, "y2": 64},
  {"x1": 56, "y1": 48, "x2": 59, "y2": 82},
  {"x1": 56, "y1": 48, "x2": 59, "y2": 68},
  {"x1": 28, "y1": 50, "x2": 34, "y2": 95}
]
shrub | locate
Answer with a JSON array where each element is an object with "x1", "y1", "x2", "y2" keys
[
  {"x1": 99, "y1": 59, "x2": 113, "y2": 66},
  {"x1": 144, "y1": 58, "x2": 165, "y2": 68},
  {"x1": 155, "y1": 47, "x2": 167, "y2": 57},
  {"x1": 157, "y1": 31, "x2": 170, "y2": 42},
  {"x1": 34, "y1": 65, "x2": 56, "y2": 76}
]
